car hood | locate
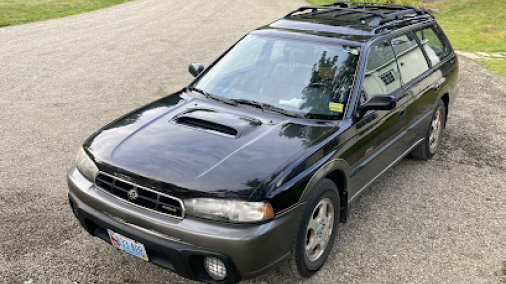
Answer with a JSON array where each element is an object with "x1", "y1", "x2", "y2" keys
[{"x1": 84, "y1": 91, "x2": 337, "y2": 199}]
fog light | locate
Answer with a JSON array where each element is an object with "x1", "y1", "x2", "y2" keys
[{"x1": 204, "y1": 256, "x2": 227, "y2": 281}]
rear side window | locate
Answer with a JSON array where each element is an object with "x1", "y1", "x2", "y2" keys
[
  {"x1": 361, "y1": 39, "x2": 402, "y2": 103},
  {"x1": 416, "y1": 26, "x2": 451, "y2": 66},
  {"x1": 391, "y1": 32, "x2": 429, "y2": 84}
]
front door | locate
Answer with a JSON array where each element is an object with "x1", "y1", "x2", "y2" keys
[{"x1": 349, "y1": 38, "x2": 411, "y2": 199}]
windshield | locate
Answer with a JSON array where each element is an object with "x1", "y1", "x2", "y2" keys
[{"x1": 193, "y1": 35, "x2": 360, "y2": 119}]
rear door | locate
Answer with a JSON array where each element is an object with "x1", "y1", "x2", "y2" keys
[{"x1": 403, "y1": 25, "x2": 457, "y2": 144}]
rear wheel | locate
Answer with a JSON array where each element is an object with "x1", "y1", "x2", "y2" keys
[
  {"x1": 281, "y1": 178, "x2": 340, "y2": 278},
  {"x1": 411, "y1": 99, "x2": 446, "y2": 160}
]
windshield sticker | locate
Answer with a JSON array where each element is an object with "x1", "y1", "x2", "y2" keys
[
  {"x1": 329, "y1": 102, "x2": 344, "y2": 113},
  {"x1": 344, "y1": 47, "x2": 360, "y2": 55}
]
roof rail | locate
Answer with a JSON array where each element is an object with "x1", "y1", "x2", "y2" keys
[
  {"x1": 322, "y1": 1, "x2": 422, "y2": 11},
  {"x1": 283, "y1": 1, "x2": 430, "y2": 27},
  {"x1": 372, "y1": 14, "x2": 433, "y2": 34}
]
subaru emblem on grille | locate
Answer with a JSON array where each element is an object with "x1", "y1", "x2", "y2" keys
[{"x1": 127, "y1": 189, "x2": 139, "y2": 201}]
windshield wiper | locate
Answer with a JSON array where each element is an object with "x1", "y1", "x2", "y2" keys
[
  {"x1": 186, "y1": 87, "x2": 237, "y2": 106},
  {"x1": 231, "y1": 99, "x2": 304, "y2": 118}
]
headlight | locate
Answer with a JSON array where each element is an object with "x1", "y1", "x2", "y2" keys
[
  {"x1": 184, "y1": 198, "x2": 274, "y2": 223},
  {"x1": 76, "y1": 147, "x2": 99, "y2": 181}
]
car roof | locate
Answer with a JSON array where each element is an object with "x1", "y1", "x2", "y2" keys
[{"x1": 255, "y1": 2, "x2": 434, "y2": 46}]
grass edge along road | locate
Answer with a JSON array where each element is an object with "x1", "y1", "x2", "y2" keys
[
  {"x1": 306, "y1": 0, "x2": 506, "y2": 80},
  {"x1": 1, "y1": 0, "x2": 504, "y2": 79},
  {"x1": 0, "y1": 0, "x2": 134, "y2": 27}
]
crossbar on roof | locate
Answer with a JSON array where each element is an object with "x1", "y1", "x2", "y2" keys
[{"x1": 283, "y1": 1, "x2": 429, "y2": 27}]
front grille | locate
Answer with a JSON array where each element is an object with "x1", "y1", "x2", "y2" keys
[{"x1": 95, "y1": 172, "x2": 184, "y2": 219}]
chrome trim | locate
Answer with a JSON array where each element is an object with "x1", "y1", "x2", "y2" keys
[
  {"x1": 349, "y1": 138, "x2": 424, "y2": 202},
  {"x1": 94, "y1": 171, "x2": 186, "y2": 220},
  {"x1": 275, "y1": 202, "x2": 305, "y2": 216}
]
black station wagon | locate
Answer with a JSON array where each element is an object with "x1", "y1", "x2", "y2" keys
[{"x1": 67, "y1": 2, "x2": 459, "y2": 283}]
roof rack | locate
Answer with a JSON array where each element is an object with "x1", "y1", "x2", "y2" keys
[
  {"x1": 371, "y1": 14, "x2": 433, "y2": 33},
  {"x1": 283, "y1": 1, "x2": 431, "y2": 28}
]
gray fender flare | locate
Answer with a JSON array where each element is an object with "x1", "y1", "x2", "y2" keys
[{"x1": 298, "y1": 158, "x2": 351, "y2": 222}]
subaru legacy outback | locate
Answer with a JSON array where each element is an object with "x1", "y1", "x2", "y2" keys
[{"x1": 67, "y1": 2, "x2": 459, "y2": 283}]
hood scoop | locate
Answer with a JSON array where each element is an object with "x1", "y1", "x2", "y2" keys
[
  {"x1": 175, "y1": 116, "x2": 238, "y2": 137},
  {"x1": 172, "y1": 109, "x2": 261, "y2": 138}
]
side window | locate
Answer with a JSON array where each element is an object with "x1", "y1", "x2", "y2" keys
[
  {"x1": 361, "y1": 39, "x2": 402, "y2": 103},
  {"x1": 416, "y1": 26, "x2": 451, "y2": 66},
  {"x1": 391, "y1": 32, "x2": 429, "y2": 84}
]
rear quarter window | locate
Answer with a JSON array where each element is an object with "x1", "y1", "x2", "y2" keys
[{"x1": 416, "y1": 26, "x2": 452, "y2": 66}]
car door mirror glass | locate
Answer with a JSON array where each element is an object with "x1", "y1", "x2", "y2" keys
[{"x1": 189, "y1": 63, "x2": 204, "y2": 77}]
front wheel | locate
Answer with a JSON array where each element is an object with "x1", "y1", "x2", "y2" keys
[
  {"x1": 281, "y1": 178, "x2": 340, "y2": 278},
  {"x1": 411, "y1": 99, "x2": 446, "y2": 160}
]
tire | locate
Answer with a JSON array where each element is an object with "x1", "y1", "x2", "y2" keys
[
  {"x1": 411, "y1": 99, "x2": 446, "y2": 160},
  {"x1": 281, "y1": 178, "x2": 340, "y2": 278}
]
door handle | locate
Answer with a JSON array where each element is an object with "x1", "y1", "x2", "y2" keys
[
  {"x1": 399, "y1": 109, "x2": 406, "y2": 117},
  {"x1": 434, "y1": 83, "x2": 440, "y2": 91}
]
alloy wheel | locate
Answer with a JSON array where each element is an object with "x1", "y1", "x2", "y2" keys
[
  {"x1": 429, "y1": 108, "x2": 443, "y2": 154},
  {"x1": 305, "y1": 198, "x2": 334, "y2": 262}
]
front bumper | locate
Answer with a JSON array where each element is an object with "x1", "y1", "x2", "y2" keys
[{"x1": 67, "y1": 166, "x2": 304, "y2": 283}]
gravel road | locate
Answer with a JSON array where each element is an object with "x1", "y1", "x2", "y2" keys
[{"x1": 0, "y1": 0, "x2": 505, "y2": 283}]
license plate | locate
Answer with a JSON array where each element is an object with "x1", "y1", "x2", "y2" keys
[{"x1": 107, "y1": 229, "x2": 149, "y2": 261}]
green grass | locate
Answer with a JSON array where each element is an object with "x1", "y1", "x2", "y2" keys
[
  {"x1": 0, "y1": 0, "x2": 134, "y2": 27},
  {"x1": 429, "y1": 0, "x2": 506, "y2": 80},
  {"x1": 480, "y1": 60, "x2": 506, "y2": 80},
  {"x1": 430, "y1": 0, "x2": 506, "y2": 52},
  {"x1": 305, "y1": 0, "x2": 506, "y2": 79},
  {"x1": 499, "y1": 261, "x2": 506, "y2": 283}
]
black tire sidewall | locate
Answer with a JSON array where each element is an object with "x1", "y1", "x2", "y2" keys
[{"x1": 296, "y1": 180, "x2": 340, "y2": 276}]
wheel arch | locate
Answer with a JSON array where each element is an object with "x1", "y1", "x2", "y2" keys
[{"x1": 299, "y1": 159, "x2": 350, "y2": 223}]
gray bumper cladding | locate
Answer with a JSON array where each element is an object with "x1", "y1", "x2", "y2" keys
[{"x1": 67, "y1": 166, "x2": 304, "y2": 282}]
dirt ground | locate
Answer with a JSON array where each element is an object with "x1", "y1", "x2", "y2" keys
[{"x1": 0, "y1": 0, "x2": 505, "y2": 283}]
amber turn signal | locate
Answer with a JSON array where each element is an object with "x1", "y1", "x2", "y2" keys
[{"x1": 264, "y1": 203, "x2": 275, "y2": 219}]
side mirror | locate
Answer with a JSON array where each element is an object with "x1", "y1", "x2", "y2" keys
[
  {"x1": 189, "y1": 63, "x2": 204, "y2": 77},
  {"x1": 357, "y1": 95, "x2": 396, "y2": 118}
]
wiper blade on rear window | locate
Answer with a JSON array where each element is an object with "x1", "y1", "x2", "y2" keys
[
  {"x1": 231, "y1": 99, "x2": 304, "y2": 118},
  {"x1": 186, "y1": 87, "x2": 237, "y2": 106}
]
